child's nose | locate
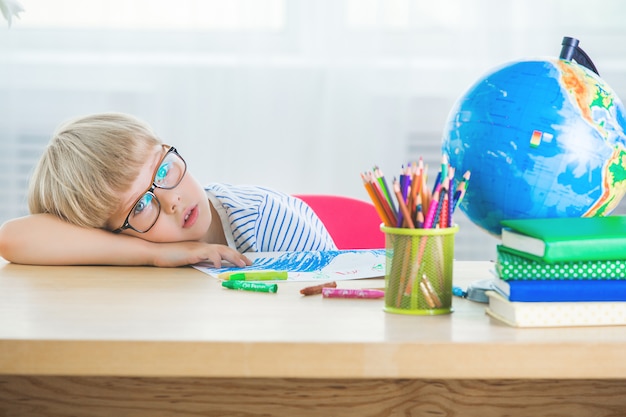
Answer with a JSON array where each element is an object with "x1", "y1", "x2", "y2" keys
[{"x1": 155, "y1": 188, "x2": 180, "y2": 213}]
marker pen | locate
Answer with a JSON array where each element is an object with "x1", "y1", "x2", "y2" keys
[
  {"x1": 321, "y1": 288, "x2": 385, "y2": 299},
  {"x1": 222, "y1": 280, "x2": 278, "y2": 293},
  {"x1": 218, "y1": 270, "x2": 288, "y2": 281}
]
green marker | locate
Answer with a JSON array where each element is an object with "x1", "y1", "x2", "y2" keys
[
  {"x1": 219, "y1": 270, "x2": 288, "y2": 281},
  {"x1": 222, "y1": 280, "x2": 278, "y2": 293}
]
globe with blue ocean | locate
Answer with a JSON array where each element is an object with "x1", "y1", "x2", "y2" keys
[{"x1": 442, "y1": 37, "x2": 626, "y2": 237}]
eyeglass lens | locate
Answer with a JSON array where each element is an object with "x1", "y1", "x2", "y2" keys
[{"x1": 127, "y1": 150, "x2": 186, "y2": 232}]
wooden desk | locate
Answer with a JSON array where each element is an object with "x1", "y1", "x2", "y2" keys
[{"x1": 1, "y1": 260, "x2": 625, "y2": 416}]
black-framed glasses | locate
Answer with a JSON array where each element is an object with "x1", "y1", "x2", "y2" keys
[{"x1": 113, "y1": 146, "x2": 187, "y2": 234}]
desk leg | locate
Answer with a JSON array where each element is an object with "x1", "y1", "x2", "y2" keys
[{"x1": 0, "y1": 376, "x2": 625, "y2": 416}]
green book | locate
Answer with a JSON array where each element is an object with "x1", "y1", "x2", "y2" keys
[
  {"x1": 496, "y1": 245, "x2": 626, "y2": 281},
  {"x1": 500, "y1": 216, "x2": 626, "y2": 263}
]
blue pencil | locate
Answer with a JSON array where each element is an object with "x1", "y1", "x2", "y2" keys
[{"x1": 432, "y1": 187, "x2": 447, "y2": 228}]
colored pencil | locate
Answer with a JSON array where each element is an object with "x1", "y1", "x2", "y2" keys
[
  {"x1": 393, "y1": 179, "x2": 415, "y2": 229},
  {"x1": 360, "y1": 159, "x2": 469, "y2": 231},
  {"x1": 453, "y1": 170, "x2": 471, "y2": 210},
  {"x1": 361, "y1": 172, "x2": 392, "y2": 227},
  {"x1": 370, "y1": 175, "x2": 398, "y2": 226},
  {"x1": 423, "y1": 189, "x2": 440, "y2": 229},
  {"x1": 373, "y1": 166, "x2": 397, "y2": 215}
]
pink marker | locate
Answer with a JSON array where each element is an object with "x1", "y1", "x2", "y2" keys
[{"x1": 321, "y1": 288, "x2": 385, "y2": 299}]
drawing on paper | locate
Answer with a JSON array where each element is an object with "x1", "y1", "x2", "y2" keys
[{"x1": 193, "y1": 249, "x2": 386, "y2": 282}]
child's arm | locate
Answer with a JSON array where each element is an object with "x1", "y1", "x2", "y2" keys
[{"x1": 0, "y1": 213, "x2": 251, "y2": 267}]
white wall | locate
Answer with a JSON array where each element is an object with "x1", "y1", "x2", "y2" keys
[{"x1": 2, "y1": 0, "x2": 626, "y2": 260}]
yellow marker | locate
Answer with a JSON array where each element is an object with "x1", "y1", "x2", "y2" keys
[{"x1": 218, "y1": 270, "x2": 288, "y2": 281}]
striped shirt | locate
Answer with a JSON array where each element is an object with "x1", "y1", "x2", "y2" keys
[{"x1": 205, "y1": 183, "x2": 337, "y2": 253}]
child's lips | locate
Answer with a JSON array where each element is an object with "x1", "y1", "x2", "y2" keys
[{"x1": 183, "y1": 205, "x2": 199, "y2": 228}]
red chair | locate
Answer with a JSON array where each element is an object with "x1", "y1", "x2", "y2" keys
[{"x1": 294, "y1": 194, "x2": 385, "y2": 249}]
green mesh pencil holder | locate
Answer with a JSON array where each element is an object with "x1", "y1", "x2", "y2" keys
[{"x1": 381, "y1": 225, "x2": 459, "y2": 315}]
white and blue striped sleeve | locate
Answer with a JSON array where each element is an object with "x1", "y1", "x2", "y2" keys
[
  {"x1": 206, "y1": 184, "x2": 337, "y2": 253},
  {"x1": 254, "y1": 188, "x2": 337, "y2": 252}
]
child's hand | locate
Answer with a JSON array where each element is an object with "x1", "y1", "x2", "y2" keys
[{"x1": 150, "y1": 241, "x2": 252, "y2": 268}]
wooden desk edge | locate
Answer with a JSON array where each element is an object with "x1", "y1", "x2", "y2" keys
[{"x1": 2, "y1": 339, "x2": 625, "y2": 379}]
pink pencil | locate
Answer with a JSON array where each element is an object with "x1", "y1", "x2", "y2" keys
[{"x1": 423, "y1": 189, "x2": 440, "y2": 229}]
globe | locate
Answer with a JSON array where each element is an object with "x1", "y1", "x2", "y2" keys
[{"x1": 442, "y1": 57, "x2": 626, "y2": 237}]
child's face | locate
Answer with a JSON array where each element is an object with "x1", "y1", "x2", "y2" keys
[{"x1": 109, "y1": 145, "x2": 213, "y2": 243}]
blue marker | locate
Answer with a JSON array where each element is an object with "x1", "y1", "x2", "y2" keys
[{"x1": 452, "y1": 286, "x2": 467, "y2": 298}]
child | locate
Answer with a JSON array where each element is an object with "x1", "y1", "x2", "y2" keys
[{"x1": 0, "y1": 112, "x2": 337, "y2": 266}]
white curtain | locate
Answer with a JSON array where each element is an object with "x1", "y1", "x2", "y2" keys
[{"x1": 2, "y1": 0, "x2": 626, "y2": 259}]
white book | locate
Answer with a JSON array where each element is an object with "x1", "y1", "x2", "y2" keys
[
  {"x1": 485, "y1": 290, "x2": 626, "y2": 328},
  {"x1": 500, "y1": 228, "x2": 546, "y2": 257}
]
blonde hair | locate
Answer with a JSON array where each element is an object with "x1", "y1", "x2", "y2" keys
[{"x1": 28, "y1": 112, "x2": 162, "y2": 229}]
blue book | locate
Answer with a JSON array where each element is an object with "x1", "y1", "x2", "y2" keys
[{"x1": 491, "y1": 278, "x2": 626, "y2": 302}]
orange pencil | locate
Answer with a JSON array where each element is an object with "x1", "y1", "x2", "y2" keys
[
  {"x1": 369, "y1": 174, "x2": 397, "y2": 226},
  {"x1": 409, "y1": 161, "x2": 422, "y2": 220},
  {"x1": 361, "y1": 172, "x2": 392, "y2": 226},
  {"x1": 421, "y1": 163, "x2": 431, "y2": 214},
  {"x1": 393, "y1": 179, "x2": 415, "y2": 229},
  {"x1": 373, "y1": 166, "x2": 397, "y2": 215}
]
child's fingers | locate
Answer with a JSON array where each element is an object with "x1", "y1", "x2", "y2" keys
[
  {"x1": 208, "y1": 246, "x2": 251, "y2": 268},
  {"x1": 221, "y1": 249, "x2": 251, "y2": 268}
]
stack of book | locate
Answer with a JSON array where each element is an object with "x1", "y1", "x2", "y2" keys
[{"x1": 486, "y1": 216, "x2": 626, "y2": 328}]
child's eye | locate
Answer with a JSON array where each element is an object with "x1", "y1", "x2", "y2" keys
[
  {"x1": 155, "y1": 162, "x2": 171, "y2": 185},
  {"x1": 133, "y1": 193, "x2": 154, "y2": 216}
]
